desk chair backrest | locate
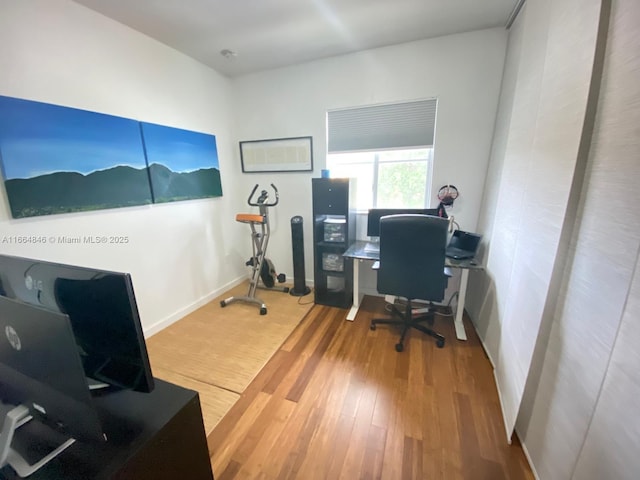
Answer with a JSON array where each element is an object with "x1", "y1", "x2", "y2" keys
[{"x1": 377, "y1": 214, "x2": 449, "y2": 302}]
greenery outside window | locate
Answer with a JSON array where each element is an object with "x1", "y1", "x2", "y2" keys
[{"x1": 327, "y1": 147, "x2": 432, "y2": 211}]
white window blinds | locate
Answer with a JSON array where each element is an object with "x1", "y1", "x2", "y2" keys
[{"x1": 327, "y1": 99, "x2": 438, "y2": 153}]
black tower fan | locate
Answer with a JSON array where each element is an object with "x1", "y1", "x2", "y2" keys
[{"x1": 290, "y1": 216, "x2": 311, "y2": 296}]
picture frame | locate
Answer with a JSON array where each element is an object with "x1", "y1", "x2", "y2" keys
[{"x1": 240, "y1": 136, "x2": 313, "y2": 173}]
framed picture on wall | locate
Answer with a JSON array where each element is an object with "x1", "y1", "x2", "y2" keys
[{"x1": 239, "y1": 136, "x2": 313, "y2": 173}]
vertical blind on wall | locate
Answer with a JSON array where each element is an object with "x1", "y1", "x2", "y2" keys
[{"x1": 327, "y1": 99, "x2": 438, "y2": 153}]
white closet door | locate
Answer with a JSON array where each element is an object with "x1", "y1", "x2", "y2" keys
[{"x1": 489, "y1": 0, "x2": 605, "y2": 436}]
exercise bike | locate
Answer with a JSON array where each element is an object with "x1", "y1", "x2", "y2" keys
[{"x1": 220, "y1": 184, "x2": 288, "y2": 315}]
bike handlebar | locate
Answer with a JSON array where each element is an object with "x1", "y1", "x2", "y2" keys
[{"x1": 247, "y1": 183, "x2": 279, "y2": 207}]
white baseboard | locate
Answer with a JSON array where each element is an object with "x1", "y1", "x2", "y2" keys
[
  {"x1": 450, "y1": 320, "x2": 537, "y2": 478},
  {"x1": 478, "y1": 332, "x2": 497, "y2": 369},
  {"x1": 516, "y1": 427, "x2": 541, "y2": 480},
  {"x1": 144, "y1": 275, "x2": 247, "y2": 338},
  {"x1": 493, "y1": 369, "x2": 513, "y2": 445},
  {"x1": 145, "y1": 274, "x2": 316, "y2": 338}
]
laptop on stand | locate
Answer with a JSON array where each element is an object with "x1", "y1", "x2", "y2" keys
[{"x1": 445, "y1": 230, "x2": 482, "y2": 260}]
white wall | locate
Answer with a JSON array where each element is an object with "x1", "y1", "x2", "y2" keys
[
  {"x1": 0, "y1": 2, "x2": 508, "y2": 335},
  {"x1": 230, "y1": 28, "x2": 507, "y2": 296},
  {"x1": 0, "y1": 0, "x2": 247, "y2": 335}
]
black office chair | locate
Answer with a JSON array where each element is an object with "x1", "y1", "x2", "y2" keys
[{"x1": 370, "y1": 214, "x2": 449, "y2": 352}]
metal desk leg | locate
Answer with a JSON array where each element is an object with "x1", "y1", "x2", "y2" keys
[
  {"x1": 346, "y1": 258, "x2": 362, "y2": 321},
  {"x1": 454, "y1": 268, "x2": 469, "y2": 340}
]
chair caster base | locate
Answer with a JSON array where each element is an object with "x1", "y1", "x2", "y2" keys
[
  {"x1": 436, "y1": 338, "x2": 445, "y2": 348},
  {"x1": 260, "y1": 307, "x2": 267, "y2": 315},
  {"x1": 395, "y1": 343, "x2": 404, "y2": 352}
]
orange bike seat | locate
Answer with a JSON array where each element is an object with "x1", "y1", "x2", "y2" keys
[{"x1": 236, "y1": 213, "x2": 266, "y2": 224}]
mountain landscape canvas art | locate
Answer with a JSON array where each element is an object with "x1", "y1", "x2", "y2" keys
[
  {"x1": 0, "y1": 96, "x2": 152, "y2": 218},
  {"x1": 0, "y1": 96, "x2": 223, "y2": 219},
  {"x1": 141, "y1": 122, "x2": 222, "y2": 203}
]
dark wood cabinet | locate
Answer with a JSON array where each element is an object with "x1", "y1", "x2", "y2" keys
[
  {"x1": 1, "y1": 379, "x2": 214, "y2": 480},
  {"x1": 311, "y1": 178, "x2": 356, "y2": 308}
]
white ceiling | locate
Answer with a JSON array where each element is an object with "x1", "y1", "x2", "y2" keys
[{"x1": 73, "y1": 0, "x2": 520, "y2": 78}]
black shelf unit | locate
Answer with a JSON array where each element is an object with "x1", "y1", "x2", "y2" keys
[{"x1": 311, "y1": 178, "x2": 356, "y2": 308}]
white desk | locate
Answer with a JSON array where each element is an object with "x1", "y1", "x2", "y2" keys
[{"x1": 342, "y1": 241, "x2": 482, "y2": 341}]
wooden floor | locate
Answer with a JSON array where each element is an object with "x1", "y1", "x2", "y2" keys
[
  {"x1": 208, "y1": 296, "x2": 534, "y2": 480},
  {"x1": 146, "y1": 281, "x2": 314, "y2": 436}
]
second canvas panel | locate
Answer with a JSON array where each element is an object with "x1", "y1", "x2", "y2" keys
[{"x1": 141, "y1": 122, "x2": 222, "y2": 203}]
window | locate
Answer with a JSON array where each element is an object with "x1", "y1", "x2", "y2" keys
[
  {"x1": 326, "y1": 99, "x2": 437, "y2": 210},
  {"x1": 326, "y1": 148, "x2": 432, "y2": 209}
]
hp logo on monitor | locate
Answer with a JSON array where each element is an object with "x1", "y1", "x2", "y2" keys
[{"x1": 5, "y1": 325, "x2": 21, "y2": 351}]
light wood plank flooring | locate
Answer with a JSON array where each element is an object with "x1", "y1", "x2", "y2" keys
[
  {"x1": 146, "y1": 281, "x2": 314, "y2": 436},
  {"x1": 208, "y1": 296, "x2": 534, "y2": 479}
]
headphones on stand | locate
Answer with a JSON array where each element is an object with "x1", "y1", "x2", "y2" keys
[
  {"x1": 437, "y1": 185, "x2": 460, "y2": 232},
  {"x1": 437, "y1": 184, "x2": 459, "y2": 206}
]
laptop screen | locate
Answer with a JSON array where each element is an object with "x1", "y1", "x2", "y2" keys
[{"x1": 448, "y1": 230, "x2": 482, "y2": 253}]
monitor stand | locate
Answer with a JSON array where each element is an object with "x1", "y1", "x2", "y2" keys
[
  {"x1": 86, "y1": 376, "x2": 110, "y2": 391},
  {"x1": 0, "y1": 404, "x2": 75, "y2": 478}
]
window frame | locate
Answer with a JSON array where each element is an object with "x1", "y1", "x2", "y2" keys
[{"x1": 326, "y1": 146, "x2": 434, "y2": 212}]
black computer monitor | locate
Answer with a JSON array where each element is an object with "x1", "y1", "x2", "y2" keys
[
  {"x1": 367, "y1": 205, "x2": 447, "y2": 237},
  {"x1": 0, "y1": 294, "x2": 105, "y2": 442},
  {"x1": 0, "y1": 254, "x2": 154, "y2": 393},
  {"x1": 0, "y1": 295, "x2": 106, "y2": 475}
]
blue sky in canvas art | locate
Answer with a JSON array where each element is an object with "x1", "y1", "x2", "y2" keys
[
  {"x1": 0, "y1": 95, "x2": 152, "y2": 218},
  {"x1": 0, "y1": 95, "x2": 147, "y2": 180},
  {"x1": 140, "y1": 121, "x2": 222, "y2": 202},
  {"x1": 140, "y1": 122, "x2": 219, "y2": 172}
]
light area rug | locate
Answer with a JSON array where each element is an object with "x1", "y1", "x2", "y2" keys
[{"x1": 146, "y1": 281, "x2": 314, "y2": 436}]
